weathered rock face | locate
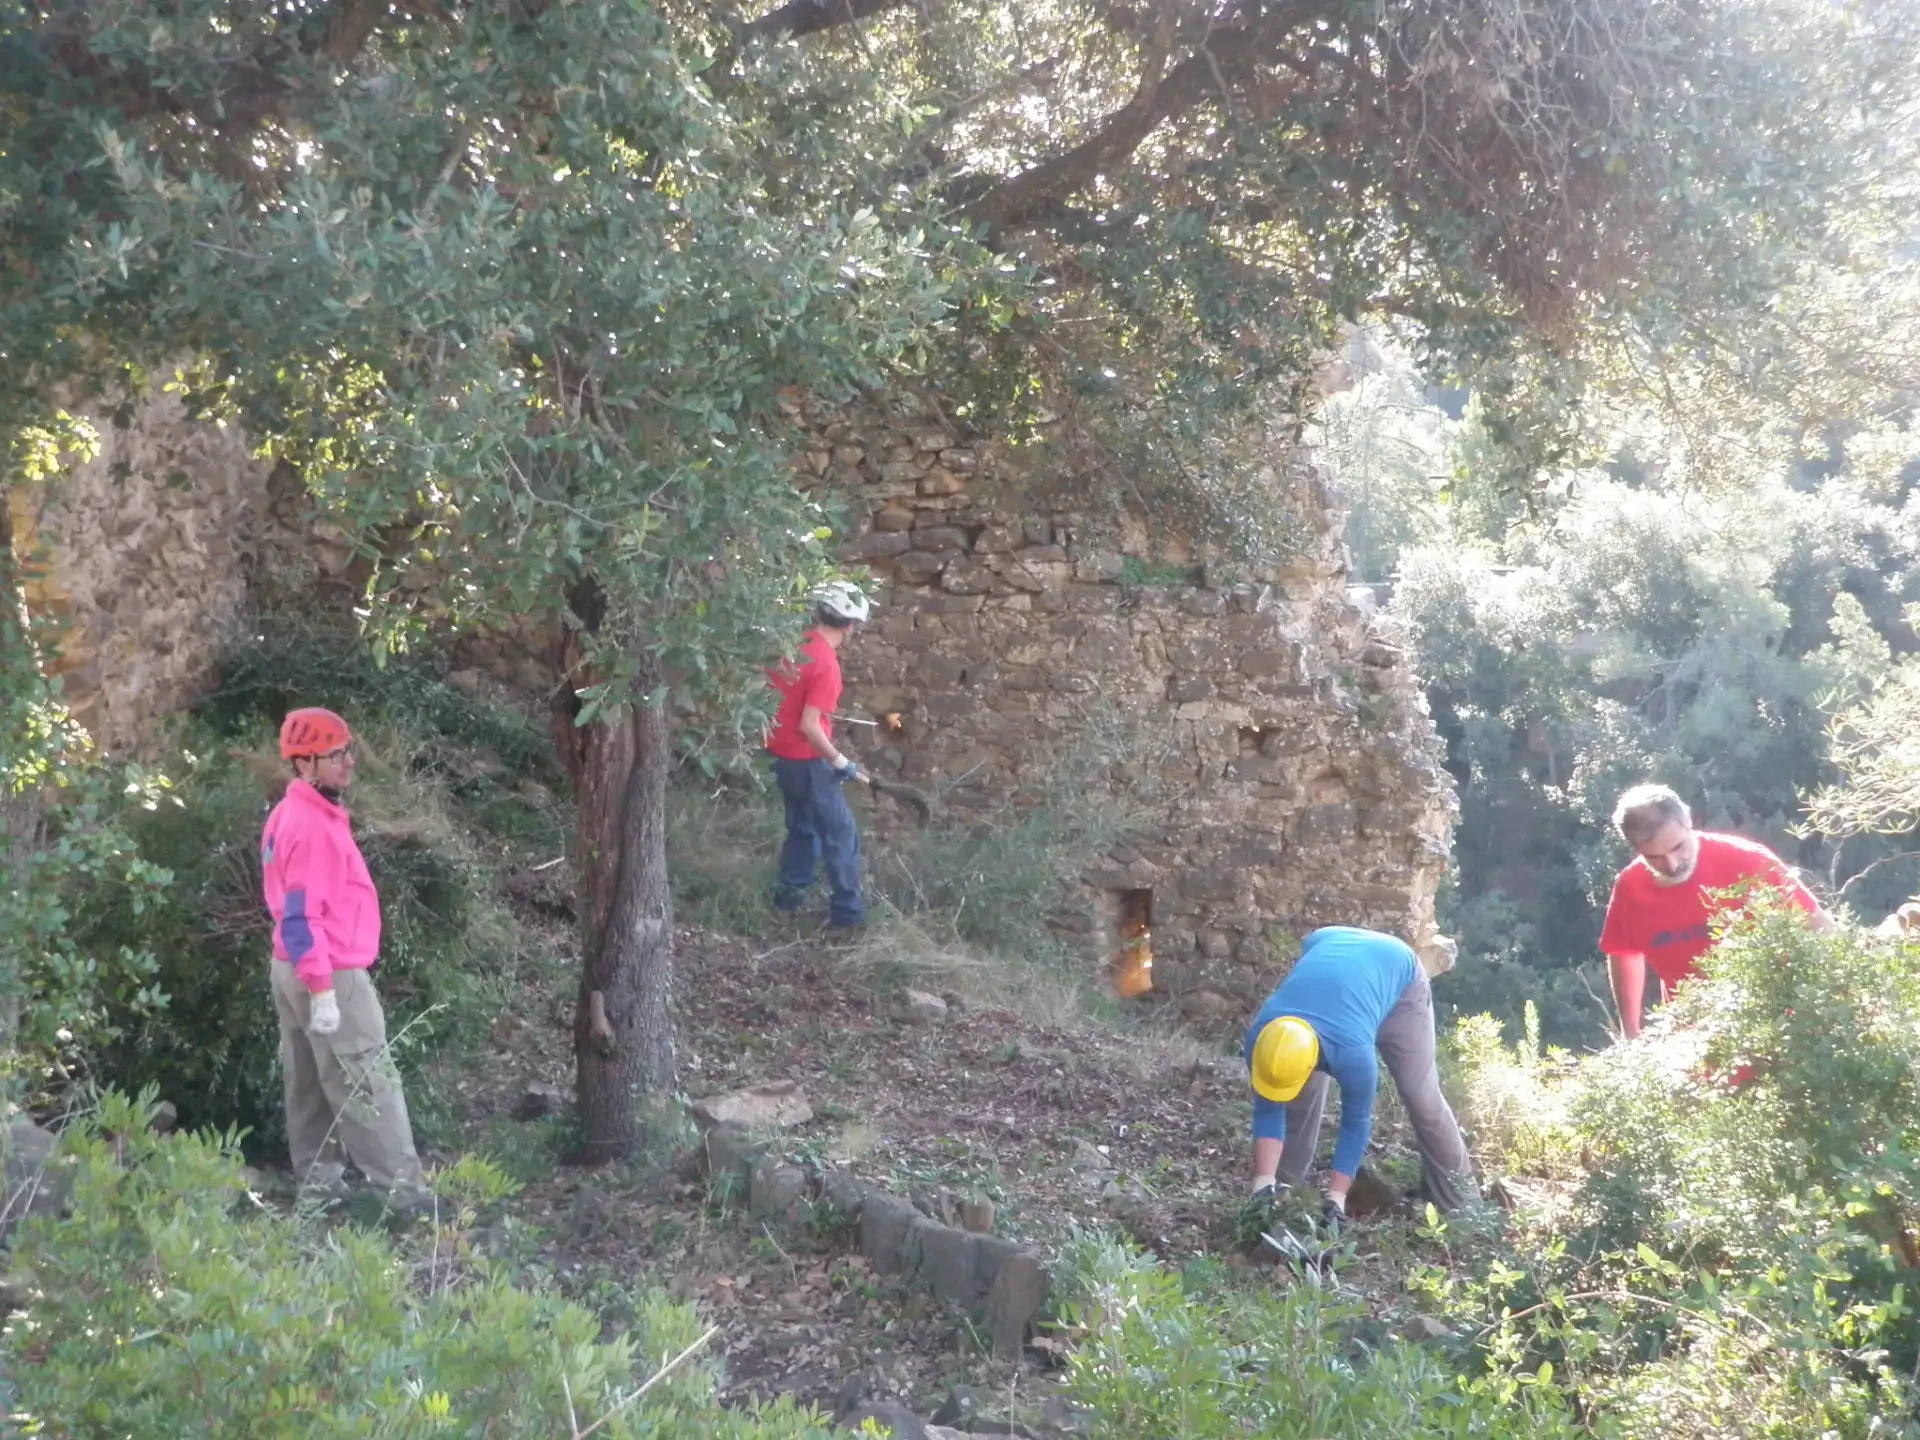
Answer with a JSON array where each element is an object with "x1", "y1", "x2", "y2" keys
[
  {"x1": 9, "y1": 382, "x2": 274, "y2": 755},
  {"x1": 799, "y1": 395, "x2": 1458, "y2": 1018}
]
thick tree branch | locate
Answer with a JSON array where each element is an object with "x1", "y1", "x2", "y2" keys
[
  {"x1": 740, "y1": 0, "x2": 911, "y2": 42},
  {"x1": 967, "y1": 0, "x2": 1334, "y2": 234}
]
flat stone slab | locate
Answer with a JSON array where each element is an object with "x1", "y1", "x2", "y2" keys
[{"x1": 691, "y1": 1080, "x2": 814, "y2": 1131}]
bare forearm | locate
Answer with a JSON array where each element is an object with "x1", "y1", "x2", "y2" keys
[
  {"x1": 798, "y1": 711, "x2": 844, "y2": 766},
  {"x1": 1251, "y1": 1136, "x2": 1283, "y2": 1184},
  {"x1": 1609, "y1": 951, "x2": 1646, "y2": 1038}
]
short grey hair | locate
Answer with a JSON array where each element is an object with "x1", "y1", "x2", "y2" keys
[{"x1": 1613, "y1": 784, "x2": 1691, "y2": 844}]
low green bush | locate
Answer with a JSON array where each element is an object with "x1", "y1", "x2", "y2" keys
[
  {"x1": 4, "y1": 1092, "x2": 835, "y2": 1438},
  {"x1": 6, "y1": 713, "x2": 173, "y2": 1102},
  {"x1": 1442, "y1": 904, "x2": 1920, "y2": 1434},
  {"x1": 1055, "y1": 1231, "x2": 1581, "y2": 1440},
  {"x1": 1570, "y1": 906, "x2": 1920, "y2": 1364}
]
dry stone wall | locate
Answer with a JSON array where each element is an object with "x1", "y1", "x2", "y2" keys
[
  {"x1": 796, "y1": 394, "x2": 1457, "y2": 1021},
  {"x1": 8, "y1": 383, "x2": 275, "y2": 756}
]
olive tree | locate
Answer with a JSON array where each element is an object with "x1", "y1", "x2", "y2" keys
[
  {"x1": 5, "y1": 0, "x2": 1916, "y2": 1151},
  {"x1": 0, "y1": 0, "x2": 949, "y2": 1155}
]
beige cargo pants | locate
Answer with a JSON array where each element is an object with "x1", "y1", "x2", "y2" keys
[{"x1": 269, "y1": 963, "x2": 424, "y2": 1193}]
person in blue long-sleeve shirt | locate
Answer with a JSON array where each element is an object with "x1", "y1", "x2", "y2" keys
[{"x1": 1243, "y1": 926, "x2": 1473, "y2": 1220}]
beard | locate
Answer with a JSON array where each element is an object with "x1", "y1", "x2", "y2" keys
[{"x1": 1649, "y1": 850, "x2": 1699, "y2": 887}]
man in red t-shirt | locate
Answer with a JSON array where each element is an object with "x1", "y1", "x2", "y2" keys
[
  {"x1": 766, "y1": 581, "x2": 872, "y2": 932},
  {"x1": 1598, "y1": 783, "x2": 1829, "y2": 1037}
]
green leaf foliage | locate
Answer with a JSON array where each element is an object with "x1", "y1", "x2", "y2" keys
[
  {"x1": 1443, "y1": 906, "x2": 1920, "y2": 1434},
  {"x1": 5, "y1": 1091, "x2": 838, "y2": 1438}
]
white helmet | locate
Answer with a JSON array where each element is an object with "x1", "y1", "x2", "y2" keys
[{"x1": 814, "y1": 580, "x2": 872, "y2": 624}]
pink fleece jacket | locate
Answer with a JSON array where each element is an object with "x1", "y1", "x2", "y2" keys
[{"x1": 261, "y1": 779, "x2": 382, "y2": 992}]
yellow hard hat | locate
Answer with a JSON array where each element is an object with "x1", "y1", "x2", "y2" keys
[{"x1": 1250, "y1": 1017, "x2": 1320, "y2": 1103}]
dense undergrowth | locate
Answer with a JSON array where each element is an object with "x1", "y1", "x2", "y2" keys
[
  {"x1": 1433, "y1": 904, "x2": 1920, "y2": 1435},
  {"x1": 6, "y1": 1093, "x2": 835, "y2": 1439}
]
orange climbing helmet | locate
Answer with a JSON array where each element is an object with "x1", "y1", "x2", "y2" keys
[{"x1": 280, "y1": 707, "x2": 353, "y2": 760}]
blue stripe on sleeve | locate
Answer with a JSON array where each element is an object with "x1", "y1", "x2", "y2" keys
[{"x1": 281, "y1": 888, "x2": 316, "y2": 962}]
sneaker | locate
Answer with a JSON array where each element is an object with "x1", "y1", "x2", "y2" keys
[{"x1": 821, "y1": 923, "x2": 867, "y2": 950}]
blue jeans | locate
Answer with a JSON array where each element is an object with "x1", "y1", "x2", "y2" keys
[{"x1": 771, "y1": 757, "x2": 866, "y2": 927}]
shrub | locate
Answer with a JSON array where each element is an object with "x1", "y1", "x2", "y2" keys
[
  {"x1": 1055, "y1": 1231, "x2": 1581, "y2": 1440},
  {"x1": 1446, "y1": 905, "x2": 1920, "y2": 1432},
  {"x1": 6, "y1": 709, "x2": 173, "y2": 1103},
  {"x1": 1451, "y1": 1005, "x2": 1580, "y2": 1180},
  {"x1": 4, "y1": 1092, "x2": 832, "y2": 1438},
  {"x1": 1569, "y1": 907, "x2": 1920, "y2": 1333}
]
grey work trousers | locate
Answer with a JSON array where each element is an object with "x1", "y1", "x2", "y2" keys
[
  {"x1": 270, "y1": 962, "x2": 424, "y2": 1193},
  {"x1": 1275, "y1": 969, "x2": 1474, "y2": 1211}
]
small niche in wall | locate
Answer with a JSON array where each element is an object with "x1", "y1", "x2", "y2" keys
[
  {"x1": 1111, "y1": 888, "x2": 1154, "y2": 998},
  {"x1": 877, "y1": 711, "x2": 906, "y2": 738},
  {"x1": 1238, "y1": 726, "x2": 1278, "y2": 755}
]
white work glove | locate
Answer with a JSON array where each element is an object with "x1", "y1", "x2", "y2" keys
[
  {"x1": 309, "y1": 989, "x2": 341, "y2": 1036},
  {"x1": 833, "y1": 756, "x2": 864, "y2": 783}
]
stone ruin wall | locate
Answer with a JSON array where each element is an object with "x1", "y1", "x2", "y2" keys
[
  {"x1": 8, "y1": 384, "x2": 275, "y2": 755},
  {"x1": 793, "y1": 394, "x2": 1459, "y2": 1022},
  {"x1": 13, "y1": 381, "x2": 1458, "y2": 1020},
  {"x1": 5, "y1": 378, "x2": 517, "y2": 756}
]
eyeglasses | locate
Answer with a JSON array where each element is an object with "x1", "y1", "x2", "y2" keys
[{"x1": 316, "y1": 745, "x2": 355, "y2": 763}]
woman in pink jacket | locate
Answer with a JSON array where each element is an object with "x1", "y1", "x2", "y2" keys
[{"x1": 262, "y1": 707, "x2": 426, "y2": 1205}]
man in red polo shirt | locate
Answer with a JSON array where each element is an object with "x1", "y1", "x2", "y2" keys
[
  {"x1": 766, "y1": 581, "x2": 871, "y2": 933},
  {"x1": 1598, "y1": 783, "x2": 1829, "y2": 1038}
]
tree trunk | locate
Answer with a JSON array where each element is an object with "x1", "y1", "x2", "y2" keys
[
  {"x1": 556, "y1": 663, "x2": 676, "y2": 1162},
  {"x1": 0, "y1": 495, "x2": 43, "y2": 1068}
]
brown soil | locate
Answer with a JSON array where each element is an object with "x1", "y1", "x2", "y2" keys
[{"x1": 437, "y1": 922, "x2": 1437, "y2": 1423}]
